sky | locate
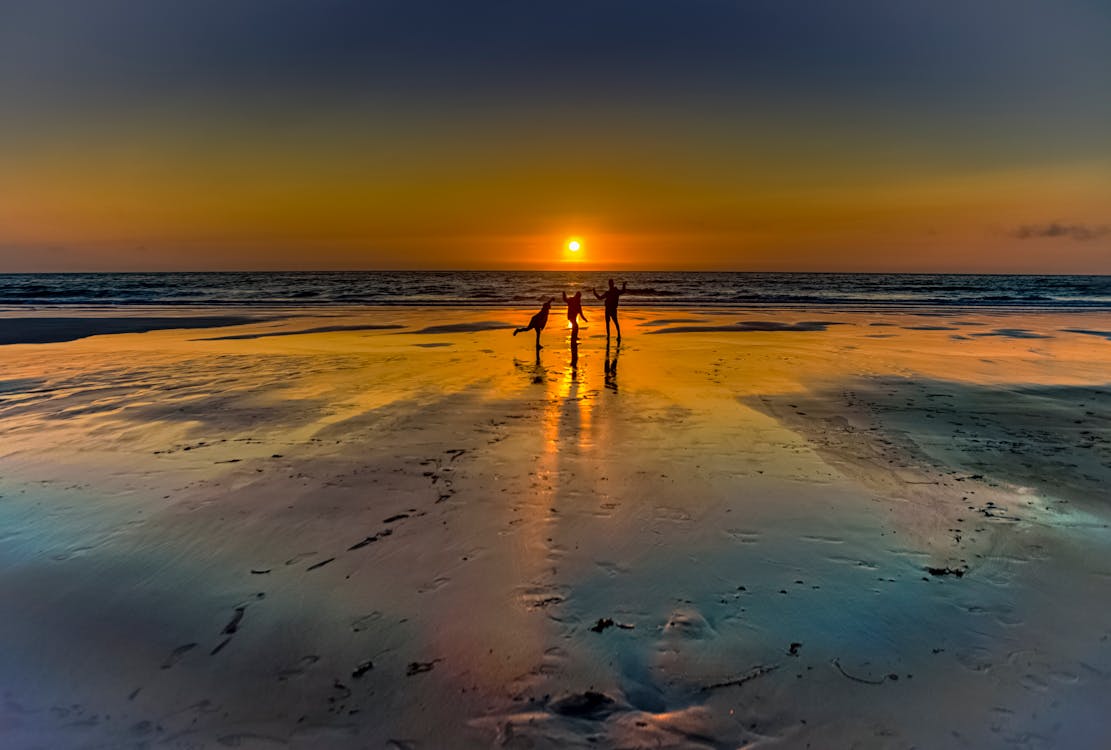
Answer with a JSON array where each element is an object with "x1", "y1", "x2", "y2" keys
[{"x1": 1, "y1": 0, "x2": 1109, "y2": 272}]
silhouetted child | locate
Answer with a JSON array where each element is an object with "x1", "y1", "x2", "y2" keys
[
  {"x1": 513, "y1": 298, "x2": 554, "y2": 348},
  {"x1": 562, "y1": 290, "x2": 587, "y2": 337},
  {"x1": 593, "y1": 278, "x2": 627, "y2": 340}
]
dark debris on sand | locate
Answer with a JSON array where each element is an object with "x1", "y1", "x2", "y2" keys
[
  {"x1": 926, "y1": 565, "x2": 967, "y2": 578},
  {"x1": 702, "y1": 665, "x2": 778, "y2": 692},
  {"x1": 589, "y1": 617, "x2": 635, "y2": 633},
  {"x1": 832, "y1": 658, "x2": 901, "y2": 685}
]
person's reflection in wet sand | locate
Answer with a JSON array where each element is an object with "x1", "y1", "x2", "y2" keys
[
  {"x1": 513, "y1": 347, "x2": 547, "y2": 385},
  {"x1": 604, "y1": 340, "x2": 619, "y2": 391},
  {"x1": 570, "y1": 332, "x2": 579, "y2": 371},
  {"x1": 531, "y1": 348, "x2": 546, "y2": 384}
]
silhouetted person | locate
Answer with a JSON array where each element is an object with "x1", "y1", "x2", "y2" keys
[
  {"x1": 514, "y1": 298, "x2": 554, "y2": 349},
  {"x1": 562, "y1": 290, "x2": 587, "y2": 338},
  {"x1": 593, "y1": 279, "x2": 627, "y2": 341}
]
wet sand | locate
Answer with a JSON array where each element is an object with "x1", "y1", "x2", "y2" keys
[
  {"x1": 0, "y1": 315, "x2": 264, "y2": 345},
  {"x1": 0, "y1": 306, "x2": 1109, "y2": 749}
]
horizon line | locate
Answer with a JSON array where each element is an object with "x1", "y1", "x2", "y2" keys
[{"x1": 1, "y1": 268, "x2": 1110, "y2": 278}]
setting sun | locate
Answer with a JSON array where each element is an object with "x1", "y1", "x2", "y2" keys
[{"x1": 561, "y1": 237, "x2": 585, "y2": 263}]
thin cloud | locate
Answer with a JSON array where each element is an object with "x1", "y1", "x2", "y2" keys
[{"x1": 1013, "y1": 222, "x2": 1110, "y2": 241}]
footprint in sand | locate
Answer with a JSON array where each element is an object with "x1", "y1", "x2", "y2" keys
[
  {"x1": 498, "y1": 517, "x2": 525, "y2": 536},
  {"x1": 51, "y1": 544, "x2": 96, "y2": 561},
  {"x1": 506, "y1": 646, "x2": 569, "y2": 697},
  {"x1": 1048, "y1": 670, "x2": 1080, "y2": 685},
  {"x1": 1020, "y1": 673, "x2": 1049, "y2": 692},
  {"x1": 130, "y1": 720, "x2": 153, "y2": 736},
  {"x1": 800, "y1": 534, "x2": 844, "y2": 544},
  {"x1": 351, "y1": 612, "x2": 383, "y2": 632},
  {"x1": 654, "y1": 506, "x2": 692, "y2": 522},
  {"x1": 222, "y1": 606, "x2": 247, "y2": 635},
  {"x1": 405, "y1": 659, "x2": 441, "y2": 676},
  {"x1": 596, "y1": 560, "x2": 631, "y2": 576},
  {"x1": 955, "y1": 647, "x2": 994, "y2": 674},
  {"x1": 724, "y1": 528, "x2": 762, "y2": 543},
  {"x1": 217, "y1": 733, "x2": 286, "y2": 747},
  {"x1": 520, "y1": 585, "x2": 568, "y2": 611},
  {"x1": 277, "y1": 655, "x2": 321, "y2": 681},
  {"x1": 662, "y1": 608, "x2": 715, "y2": 640},
  {"x1": 417, "y1": 576, "x2": 450, "y2": 594},
  {"x1": 160, "y1": 643, "x2": 197, "y2": 670}
]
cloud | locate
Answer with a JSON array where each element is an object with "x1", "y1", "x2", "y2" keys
[{"x1": 1012, "y1": 222, "x2": 1110, "y2": 241}]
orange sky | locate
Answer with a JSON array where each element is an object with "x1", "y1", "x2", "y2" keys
[
  {"x1": 2, "y1": 2, "x2": 1109, "y2": 272},
  {"x1": 4, "y1": 122, "x2": 1108, "y2": 272}
]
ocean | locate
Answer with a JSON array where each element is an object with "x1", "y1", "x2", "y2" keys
[{"x1": 1, "y1": 271, "x2": 1109, "y2": 309}]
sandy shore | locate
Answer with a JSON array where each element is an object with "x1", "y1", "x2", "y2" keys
[
  {"x1": 0, "y1": 306, "x2": 1109, "y2": 749},
  {"x1": 0, "y1": 315, "x2": 265, "y2": 345}
]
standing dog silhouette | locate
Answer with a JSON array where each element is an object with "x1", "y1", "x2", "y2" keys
[{"x1": 513, "y1": 298, "x2": 554, "y2": 349}]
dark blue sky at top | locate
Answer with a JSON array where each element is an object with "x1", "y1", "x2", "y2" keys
[{"x1": 3, "y1": 0, "x2": 1110, "y2": 132}]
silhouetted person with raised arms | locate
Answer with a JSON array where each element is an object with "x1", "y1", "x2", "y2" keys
[
  {"x1": 562, "y1": 290, "x2": 587, "y2": 338},
  {"x1": 593, "y1": 279, "x2": 627, "y2": 341},
  {"x1": 513, "y1": 297, "x2": 554, "y2": 349}
]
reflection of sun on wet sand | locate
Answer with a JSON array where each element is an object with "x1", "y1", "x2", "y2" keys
[{"x1": 0, "y1": 306, "x2": 1109, "y2": 748}]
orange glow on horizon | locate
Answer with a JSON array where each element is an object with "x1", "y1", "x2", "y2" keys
[{"x1": 2, "y1": 125, "x2": 1109, "y2": 272}]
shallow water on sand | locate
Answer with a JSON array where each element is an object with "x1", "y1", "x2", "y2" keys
[{"x1": 0, "y1": 307, "x2": 1109, "y2": 748}]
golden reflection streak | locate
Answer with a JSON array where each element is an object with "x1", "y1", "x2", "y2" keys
[{"x1": 518, "y1": 329, "x2": 596, "y2": 613}]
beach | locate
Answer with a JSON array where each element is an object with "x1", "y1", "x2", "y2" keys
[{"x1": 1, "y1": 305, "x2": 1109, "y2": 749}]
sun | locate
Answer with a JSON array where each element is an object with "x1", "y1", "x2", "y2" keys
[{"x1": 562, "y1": 236, "x2": 586, "y2": 263}]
